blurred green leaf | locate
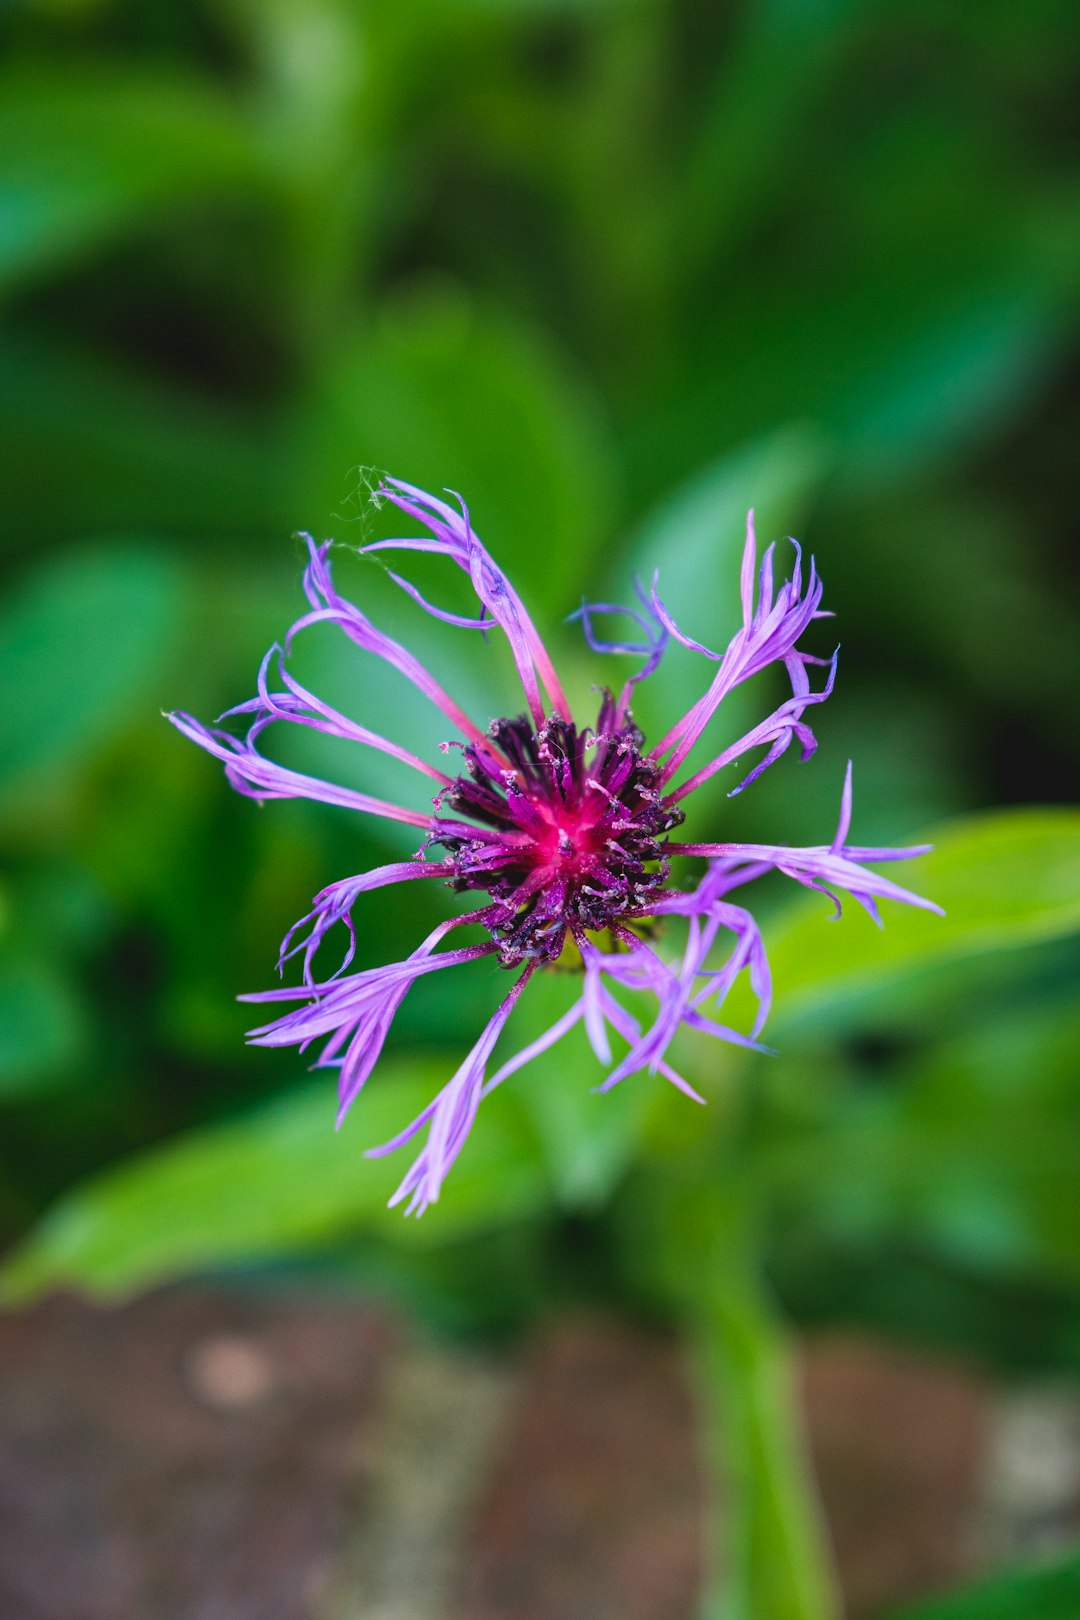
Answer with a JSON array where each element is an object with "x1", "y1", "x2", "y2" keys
[
  {"x1": 826, "y1": 279, "x2": 1060, "y2": 483},
  {"x1": 0, "y1": 68, "x2": 263, "y2": 288},
  {"x1": 888, "y1": 1546, "x2": 1080, "y2": 1620},
  {"x1": 832, "y1": 490, "x2": 1080, "y2": 758},
  {"x1": 0, "y1": 951, "x2": 86, "y2": 1099},
  {"x1": 764, "y1": 808, "x2": 1080, "y2": 1032},
  {"x1": 764, "y1": 994, "x2": 1080, "y2": 1287},
  {"x1": 0, "y1": 541, "x2": 190, "y2": 798},
  {"x1": 0, "y1": 1059, "x2": 548, "y2": 1301},
  {"x1": 0, "y1": 337, "x2": 295, "y2": 548},
  {"x1": 621, "y1": 423, "x2": 828, "y2": 631},
  {"x1": 677, "y1": 0, "x2": 862, "y2": 270},
  {"x1": 293, "y1": 283, "x2": 618, "y2": 611},
  {"x1": 652, "y1": 272, "x2": 1061, "y2": 494},
  {"x1": 906, "y1": 996, "x2": 1080, "y2": 1282},
  {"x1": 612, "y1": 426, "x2": 828, "y2": 783}
]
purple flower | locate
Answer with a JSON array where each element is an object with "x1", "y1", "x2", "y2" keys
[{"x1": 170, "y1": 478, "x2": 940, "y2": 1215}]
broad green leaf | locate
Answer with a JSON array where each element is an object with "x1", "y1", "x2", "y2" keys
[
  {"x1": 764, "y1": 809, "x2": 1080, "y2": 1032},
  {"x1": 452, "y1": 0, "x2": 623, "y2": 11},
  {"x1": 0, "y1": 69, "x2": 263, "y2": 288},
  {"x1": 831, "y1": 281, "x2": 1057, "y2": 482},
  {"x1": 0, "y1": 1061, "x2": 549, "y2": 1302},
  {"x1": 830, "y1": 490, "x2": 1080, "y2": 761},
  {"x1": 888, "y1": 1548, "x2": 1080, "y2": 1620},
  {"x1": 0, "y1": 542, "x2": 190, "y2": 798}
]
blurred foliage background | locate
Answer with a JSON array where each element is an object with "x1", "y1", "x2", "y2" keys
[{"x1": 2, "y1": 0, "x2": 1080, "y2": 1570}]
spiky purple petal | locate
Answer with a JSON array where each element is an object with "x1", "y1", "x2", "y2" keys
[{"x1": 172, "y1": 483, "x2": 940, "y2": 1215}]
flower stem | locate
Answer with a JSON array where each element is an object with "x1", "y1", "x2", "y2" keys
[{"x1": 691, "y1": 1214, "x2": 841, "y2": 1620}]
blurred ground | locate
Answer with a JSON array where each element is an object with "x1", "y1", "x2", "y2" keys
[{"x1": 2, "y1": 1289, "x2": 1077, "y2": 1620}]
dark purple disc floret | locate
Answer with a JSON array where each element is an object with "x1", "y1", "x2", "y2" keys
[{"x1": 432, "y1": 699, "x2": 685, "y2": 967}]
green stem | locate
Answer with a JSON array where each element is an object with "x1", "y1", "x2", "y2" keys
[{"x1": 691, "y1": 1215, "x2": 841, "y2": 1620}]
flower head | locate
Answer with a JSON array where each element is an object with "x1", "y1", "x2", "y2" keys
[{"x1": 170, "y1": 477, "x2": 940, "y2": 1215}]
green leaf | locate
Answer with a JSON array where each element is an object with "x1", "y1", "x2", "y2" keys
[
  {"x1": 677, "y1": 0, "x2": 863, "y2": 274},
  {"x1": 896, "y1": 994, "x2": 1080, "y2": 1280},
  {"x1": 0, "y1": 68, "x2": 263, "y2": 288},
  {"x1": 621, "y1": 424, "x2": 828, "y2": 625},
  {"x1": 0, "y1": 337, "x2": 295, "y2": 549},
  {"x1": 292, "y1": 286, "x2": 618, "y2": 613},
  {"x1": 611, "y1": 426, "x2": 828, "y2": 785},
  {"x1": 764, "y1": 808, "x2": 1080, "y2": 1032},
  {"x1": 654, "y1": 271, "x2": 1061, "y2": 495},
  {"x1": 887, "y1": 1547, "x2": 1080, "y2": 1620},
  {"x1": 763, "y1": 993, "x2": 1080, "y2": 1287},
  {"x1": 0, "y1": 541, "x2": 190, "y2": 799},
  {"x1": 0, "y1": 1060, "x2": 549, "y2": 1302},
  {"x1": 829, "y1": 280, "x2": 1057, "y2": 482},
  {"x1": 0, "y1": 951, "x2": 86, "y2": 1099}
]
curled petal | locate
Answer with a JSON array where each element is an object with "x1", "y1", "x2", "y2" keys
[
  {"x1": 291, "y1": 535, "x2": 487, "y2": 743},
  {"x1": 222, "y1": 644, "x2": 453, "y2": 788},
  {"x1": 381, "y1": 568, "x2": 497, "y2": 631},
  {"x1": 665, "y1": 647, "x2": 839, "y2": 805},
  {"x1": 278, "y1": 859, "x2": 454, "y2": 985},
  {"x1": 366, "y1": 479, "x2": 570, "y2": 728},
  {"x1": 666, "y1": 769, "x2": 944, "y2": 921},
  {"x1": 652, "y1": 512, "x2": 828, "y2": 786},
  {"x1": 167, "y1": 710, "x2": 433, "y2": 828},
  {"x1": 569, "y1": 577, "x2": 669, "y2": 714},
  {"x1": 649, "y1": 581, "x2": 721, "y2": 662},
  {"x1": 370, "y1": 964, "x2": 536, "y2": 1215}
]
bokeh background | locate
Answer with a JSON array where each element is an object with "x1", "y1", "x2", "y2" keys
[{"x1": 2, "y1": 2, "x2": 1080, "y2": 1614}]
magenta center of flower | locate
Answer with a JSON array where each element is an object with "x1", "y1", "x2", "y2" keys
[{"x1": 430, "y1": 694, "x2": 685, "y2": 967}]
